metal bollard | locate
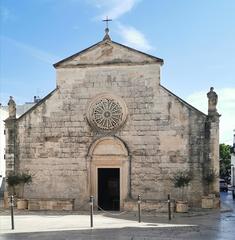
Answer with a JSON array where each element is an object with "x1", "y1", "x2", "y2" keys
[
  {"x1": 137, "y1": 195, "x2": 141, "y2": 223},
  {"x1": 10, "y1": 195, "x2": 14, "y2": 230},
  {"x1": 90, "y1": 196, "x2": 94, "y2": 228},
  {"x1": 167, "y1": 194, "x2": 171, "y2": 221}
]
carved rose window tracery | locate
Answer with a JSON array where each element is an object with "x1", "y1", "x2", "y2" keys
[{"x1": 87, "y1": 94, "x2": 127, "y2": 132}]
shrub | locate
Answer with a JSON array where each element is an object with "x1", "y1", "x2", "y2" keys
[
  {"x1": 204, "y1": 168, "x2": 218, "y2": 183},
  {"x1": 172, "y1": 170, "x2": 192, "y2": 188},
  {"x1": 20, "y1": 173, "x2": 32, "y2": 184},
  {"x1": 203, "y1": 168, "x2": 218, "y2": 194},
  {"x1": 6, "y1": 172, "x2": 32, "y2": 197},
  {"x1": 172, "y1": 170, "x2": 193, "y2": 200},
  {"x1": 6, "y1": 174, "x2": 21, "y2": 187}
]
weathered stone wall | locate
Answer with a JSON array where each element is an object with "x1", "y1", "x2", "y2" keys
[
  {"x1": 204, "y1": 114, "x2": 220, "y2": 195},
  {"x1": 9, "y1": 41, "x2": 211, "y2": 210},
  {"x1": 16, "y1": 91, "x2": 89, "y2": 206},
  {"x1": 119, "y1": 85, "x2": 207, "y2": 206},
  {"x1": 16, "y1": 63, "x2": 206, "y2": 208},
  {"x1": 28, "y1": 198, "x2": 74, "y2": 211},
  {"x1": 5, "y1": 118, "x2": 17, "y2": 176}
]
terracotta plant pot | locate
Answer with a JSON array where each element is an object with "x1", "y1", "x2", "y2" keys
[
  {"x1": 201, "y1": 195, "x2": 214, "y2": 209},
  {"x1": 17, "y1": 199, "x2": 28, "y2": 210},
  {"x1": 175, "y1": 200, "x2": 188, "y2": 213},
  {"x1": 3, "y1": 191, "x2": 9, "y2": 208}
]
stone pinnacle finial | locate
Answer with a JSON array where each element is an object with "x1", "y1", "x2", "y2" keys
[
  {"x1": 8, "y1": 96, "x2": 16, "y2": 118},
  {"x1": 102, "y1": 16, "x2": 112, "y2": 41},
  {"x1": 207, "y1": 87, "x2": 218, "y2": 115}
]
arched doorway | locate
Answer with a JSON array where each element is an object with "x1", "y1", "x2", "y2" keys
[{"x1": 88, "y1": 137, "x2": 129, "y2": 210}]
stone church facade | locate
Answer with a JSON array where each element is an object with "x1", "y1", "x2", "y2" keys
[{"x1": 5, "y1": 32, "x2": 220, "y2": 211}]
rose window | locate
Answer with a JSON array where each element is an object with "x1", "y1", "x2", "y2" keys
[{"x1": 87, "y1": 94, "x2": 128, "y2": 132}]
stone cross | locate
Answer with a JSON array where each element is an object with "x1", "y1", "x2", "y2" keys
[
  {"x1": 102, "y1": 16, "x2": 112, "y2": 40},
  {"x1": 102, "y1": 16, "x2": 112, "y2": 30}
]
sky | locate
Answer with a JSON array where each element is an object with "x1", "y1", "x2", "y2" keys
[{"x1": 0, "y1": 0, "x2": 234, "y2": 144}]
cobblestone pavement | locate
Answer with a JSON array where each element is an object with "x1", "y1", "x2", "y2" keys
[{"x1": 0, "y1": 192, "x2": 234, "y2": 240}]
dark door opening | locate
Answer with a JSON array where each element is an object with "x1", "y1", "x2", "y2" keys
[{"x1": 98, "y1": 168, "x2": 120, "y2": 211}]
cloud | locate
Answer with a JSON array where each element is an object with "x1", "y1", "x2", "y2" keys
[
  {"x1": 116, "y1": 23, "x2": 153, "y2": 51},
  {"x1": 0, "y1": 36, "x2": 58, "y2": 64},
  {"x1": 186, "y1": 88, "x2": 235, "y2": 145},
  {"x1": 90, "y1": 0, "x2": 141, "y2": 19},
  {"x1": 87, "y1": 0, "x2": 152, "y2": 52}
]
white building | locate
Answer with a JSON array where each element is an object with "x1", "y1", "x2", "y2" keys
[
  {"x1": 0, "y1": 106, "x2": 9, "y2": 186},
  {"x1": 231, "y1": 131, "x2": 235, "y2": 186}
]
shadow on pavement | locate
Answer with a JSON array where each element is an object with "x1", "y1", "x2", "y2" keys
[{"x1": 0, "y1": 226, "x2": 200, "y2": 240}]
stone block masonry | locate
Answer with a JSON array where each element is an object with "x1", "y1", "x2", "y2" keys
[{"x1": 4, "y1": 39, "x2": 219, "y2": 211}]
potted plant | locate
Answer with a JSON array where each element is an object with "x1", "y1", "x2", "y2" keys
[
  {"x1": 6, "y1": 172, "x2": 32, "y2": 209},
  {"x1": 17, "y1": 172, "x2": 32, "y2": 210},
  {"x1": 172, "y1": 170, "x2": 192, "y2": 213},
  {"x1": 6, "y1": 173, "x2": 22, "y2": 194},
  {"x1": 6, "y1": 173, "x2": 21, "y2": 207},
  {"x1": 202, "y1": 168, "x2": 218, "y2": 209}
]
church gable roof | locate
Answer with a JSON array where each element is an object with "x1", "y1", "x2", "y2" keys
[
  {"x1": 160, "y1": 85, "x2": 207, "y2": 117},
  {"x1": 17, "y1": 88, "x2": 58, "y2": 121},
  {"x1": 54, "y1": 40, "x2": 164, "y2": 68}
]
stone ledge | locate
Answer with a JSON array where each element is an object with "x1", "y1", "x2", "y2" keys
[
  {"x1": 28, "y1": 198, "x2": 74, "y2": 211},
  {"x1": 124, "y1": 199, "x2": 175, "y2": 213}
]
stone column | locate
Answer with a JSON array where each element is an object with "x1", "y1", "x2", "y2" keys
[
  {"x1": 5, "y1": 96, "x2": 17, "y2": 176},
  {"x1": 206, "y1": 87, "x2": 220, "y2": 195}
]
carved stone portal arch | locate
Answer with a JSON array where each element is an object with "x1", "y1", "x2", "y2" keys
[{"x1": 88, "y1": 136, "x2": 129, "y2": 209}]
